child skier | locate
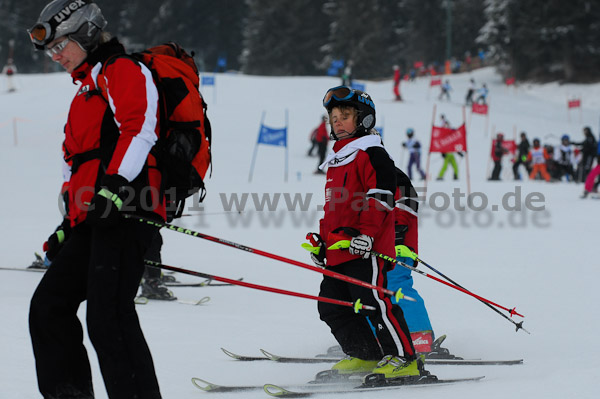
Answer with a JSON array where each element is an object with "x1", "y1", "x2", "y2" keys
[
  {"x1": 310, "y1": 86, "x2": 423, "y2": 379},
  {"x1": 402, "y1": 128, "x2": 426, "y2": 180},
  {"x1": 528, "y1": 138, "x2": 551, "y2": 181}
]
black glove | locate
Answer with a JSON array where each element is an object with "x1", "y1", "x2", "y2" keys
[
  {"x1": 394, "y1": 224, "x2": 408, "y2": 246},
  {"x1": 307, "y1": 232, "x2": 326, "y2": 267},
  {"x1": 86, "y1": 174, "x2": 129, "y2": 227},
  {"x1": 43, "y1": 218, "x2": 71, "y2": 261}
]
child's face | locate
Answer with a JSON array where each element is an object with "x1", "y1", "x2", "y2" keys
[{"x1": 330, "y1": 107, "x2": 357, "y2": 139}]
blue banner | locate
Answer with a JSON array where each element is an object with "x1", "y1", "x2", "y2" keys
[
  {"x1": 257, "y1": 125, "x2": 287, "y2": 147},
  {"x1": 201, "y1": 75, "x2": 215, "y2": 86}
]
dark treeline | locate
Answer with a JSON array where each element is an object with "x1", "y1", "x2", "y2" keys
[{"x1": 1, "y1": 0, "x2": 599, "y2": 82}]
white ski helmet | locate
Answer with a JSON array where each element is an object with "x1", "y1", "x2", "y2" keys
[{"x1": 28, "y1": 0, "x2": 107, "y2": 52}]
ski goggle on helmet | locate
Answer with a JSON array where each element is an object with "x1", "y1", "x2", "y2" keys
[
  {"x1": 322, "y1": 86, "x2": 376, "y2": 138},
  {"x1": 28, "y1": 0, "x2": 107, "y2": 52}
]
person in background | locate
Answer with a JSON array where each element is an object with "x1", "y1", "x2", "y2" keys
[
  {"x1": 465, "y1": 78, "x2": 476, "y2": 105},
  {"x1": 436, "y1": 114, "x2": 461, "y2": 181},
  {"x1": 513, "y1": 131, "x2": 531, "y2": 180},
  {"x1": 554, "y1": 134, "x2": 576, "y2": 182},
  {"x1": 402, "y1": 128, "x2": 426, "y2": 180},
  {"x1": 438, "y1": 80, "x2": 451, "y2": 101},
  {"x1": 2, "y1": 58, "x2": 17, "y2": 92},
  {"x1": 528, "y1": 138, "x2": 551, "y2": 181},
  {"x1": 308, "y1": 115, "x2": 327, "y2": 157},
  {"x1": 27, "y1": 1, "x2": 164, "y2": 398},
  {"x1": 393, "y1": 65, "x2": 402, "y2": 101},
  {"x1": 489, "y1": 133, "x2": 509, "y2": 181},
  {"x1": 571, "y1": 126, "x2": 597, "y2": 183},
  {"x1": 314, "y1": 115, "x2": 329, "y2": 174},
  {"x1": 476, "y1": 83, "x2": 489, "y2": 104}
]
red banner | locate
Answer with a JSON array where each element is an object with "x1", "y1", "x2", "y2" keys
[
  {"x1": 505, "y1": 77, "x2": 515, "y2": 86},
  {"x1": 430, "y1": 124, "x2": 467, "y2": 153},
  {"x1": 568, "y1": 99, "x2": 581, "y2": 109},
  {"x1": 414, "y1": 61, "x2": 424, "y2": 69},
  {"x1": 471, "y1": 103, "x2": 488, "y2": 115},
  {"x1": 490, "y1": 139, "x2": 517, "y2": 157},
  {"x1": 430, "y1": 78, "x2": 442, "y2": 87}
]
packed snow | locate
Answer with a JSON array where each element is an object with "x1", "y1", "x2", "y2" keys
[{"x1": 1, "y1": 67, "x2": 598, "y2": 398}]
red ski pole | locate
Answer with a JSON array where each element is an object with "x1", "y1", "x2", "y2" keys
[
  {"x1": 144, "y1": 260, "x2": 374, "y2": 312},
  {"x1": 124, "y1": 215, "x2": 414, "y2": 303},
  {"x1": 328, "y1": 239, "x2": 524, "y2": 318}
]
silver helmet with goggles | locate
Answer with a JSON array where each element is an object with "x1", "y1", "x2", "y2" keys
[
  {"x1": 322, "y1": 86, "x2": 376, "y2": 140},
  {"x1": 28, "y1": 0, "x2": 107, "y2": 52}
]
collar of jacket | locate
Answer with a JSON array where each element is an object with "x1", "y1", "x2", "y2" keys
[
  {"x1": 319, "y1": 134, "x2": 387, "y2": 170},
  {"x1": 71, "y1": 38, "x2": 126, "y2": 83}
]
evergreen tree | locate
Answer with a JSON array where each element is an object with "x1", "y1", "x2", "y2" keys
[{"x1": 241, "y1": 0, "x2": 328, "y2": 75}]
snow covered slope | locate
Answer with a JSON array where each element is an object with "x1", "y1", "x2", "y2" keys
[{"x1": 1, "y1": 67, "x2": 598, "y2": 398}]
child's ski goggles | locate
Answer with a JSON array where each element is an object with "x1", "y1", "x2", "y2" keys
[{"x1": 323, "y1": 86, "x2": 354, "y2": 108}]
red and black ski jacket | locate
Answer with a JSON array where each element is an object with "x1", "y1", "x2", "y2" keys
[
  {"x1": 319, "y1": 135, "x2": 396, "y2": 266},
  {"x1": 393, "y1": 167, "x2": 419, "y2": 254},
  {"x1": 62, "y1": 39, "x2": 166, "y2": 226}
]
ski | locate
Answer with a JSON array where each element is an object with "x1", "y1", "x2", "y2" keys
[
  {"x1": 177, "y1": 296, "x2": 211, "y2": 305},
  {"x1": 135, "y1": 296, "x2": 210, "y2": 305},
  {"x1": 191, "y1": 376, "x2": 359, "y2": 393},
  {"x1": 263, "y1": 375, "x2": 485, "y2": 397},
  {"x1": 192, "y1": 377, "x2": 264, "y2": 392},
  {"x1": 0, "y1": 266, "x2": 46, "y2": 273},
  {"x1": 164, "y1": 278, "x2": 242, "y2": 287},
  {"x1": 222, "y1": 348, "x2": 522, "y2": 366},
  {"x1": 221, "y1": 347, "x2": 270, "y2": 361},
  {"x1": 0, "y1": 253, "x2": 49, "y2": 273}
]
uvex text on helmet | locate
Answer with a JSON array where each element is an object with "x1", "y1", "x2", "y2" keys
[{"x1": 28, "y1": 0, "x2": 107, "y2": 51}]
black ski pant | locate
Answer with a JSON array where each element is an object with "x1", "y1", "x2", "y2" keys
[
  {"x1": 318, "y1": 257, "x2": 415, "y2": 361},
  {"x1": 317, "y1": 141, "x2": 328, "y2": 168},
  {"x1": 512, "y1": 158, "x2": 530, "y2": 179},
  {"x1": 490, "y1": 160, "x2": 502, "y2": 180},
  {"x1": 29, "y1": 220, "x2": 162, "y2": 399},
  {"x1": 144, "y1": 232, "x2": 163, "y2": 280}
]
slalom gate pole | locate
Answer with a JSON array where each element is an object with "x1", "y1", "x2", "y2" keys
[
  {"x1": 374, "y1": 250, "x2": 525, "y2": 318},
  {"x1": 144, "y1": 260, "x2": 374, "y2": 312},
  {"x1": 125, "y1": 214, "x2": 413, "y2": 303},
  {"x1": 414, "y1": 256, "x2": 529, "y2": 334}
]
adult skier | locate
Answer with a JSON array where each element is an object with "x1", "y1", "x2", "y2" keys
[
  {"x1": 28, "y1": 1, "x2": 164, "y2": 397},
  {"x1": 310, "y1": 86, "x2": 424, "y2": 379},
  {"x1": 489, "y1": 133, "x2": 509, "y2": 181},
  {"x1": 513, "y1": 131, "x2": 531, "y2": 180}
]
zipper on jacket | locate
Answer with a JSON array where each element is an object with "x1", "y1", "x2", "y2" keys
[{"x1": 342, "y1": 172, "x2": 347, "y2": 187}]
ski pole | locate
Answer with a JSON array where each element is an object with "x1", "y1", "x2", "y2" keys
[
  {"x1": 407, "y1": 250, "x2": 529, "y2": 334},
  {"x1": 124, "y1": 214, "x2": 414, "y2": 303},
  {"x1": 144, "y1": 260, "x2": 373, "y2": 313},
  {"x1": 328, "y1": 240, "x2": 524, "y2": 318}
]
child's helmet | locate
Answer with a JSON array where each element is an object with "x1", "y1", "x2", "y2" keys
[
  {"x1": 406, "y1": 128, "x2": 414, "y2": 136},
  {"x1": 561, "y1": 134, "x2": 570, "y2": 142},
  {"x1": 323, "y1": 86, "x2": 376, "y2": 139},
  {"x1": 28, "y1": 0, "x2": 107, "y2": 51}
]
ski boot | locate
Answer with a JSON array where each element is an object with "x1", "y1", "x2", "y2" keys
[
  {"x1": 140, "y1": 278, "x2": 177, "y2": 301},
  {"x1": 27, "y1": 253, "x2": 49, "y2": 270},
  {"x1": 370, "y1": 355, "x2": 424, "y2": 379},
  {"x1": 331, "y1": 357, "x2": 379, "y2": 375}
]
